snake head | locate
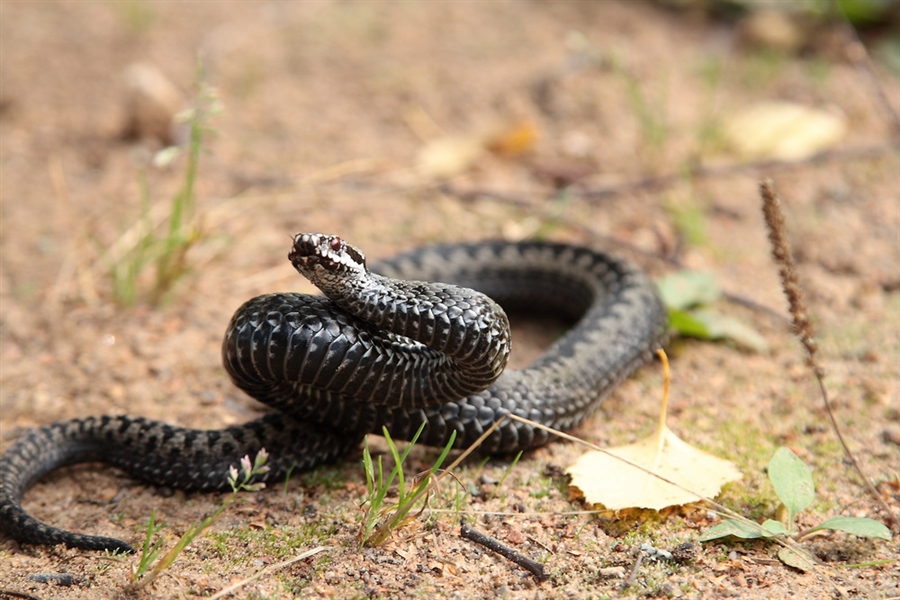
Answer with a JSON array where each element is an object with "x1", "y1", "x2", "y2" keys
[{"x1": 289, "y1": 233, "x2": 367, "y2": 285}]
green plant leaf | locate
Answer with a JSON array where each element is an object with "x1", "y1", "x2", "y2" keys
[
  {"x1": 699, "y1": 519, "x2": 766, "y2": 541},
  {"x1": 768, "y1": 447, "x2": 815, "y2": 527},
  {"x1": 667, "y1": 309, "x2": 714, "y2": 339},
  {"x1": 810, "y1": 516, "x2": 892, "y2": 541},
  {"x1": 657, "y1": 270, "x2": 767, "y2": 351},
  {"x1": 761, "y1": 519, "x2": 788, "y2": 537},
  {"x1": 777, "y1": 545, "x2": 816, "y2": 572},
  {"x1": 690, "y1": 309, "x2": 769, "y2": 353},
  {"x1": 657, "y1": 271, "x2": 721, "y2": 310},
  {"x1": 837, "y1": 0, "x2": 893, "y2": 26}
]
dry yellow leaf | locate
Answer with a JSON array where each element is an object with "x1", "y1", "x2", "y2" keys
[
  {"x1": 724, "y1": 101, "x2": 846, "y2": 161},
  {"x1": 567, "y1": 351, "x2": 742, "y2": 511},
  {"x1": 415, "y1": 121, "x2": 537, "y2": 180},
  {"x1": 415, "y1": 135, "x2": 487, "y2": 180},
  {"x1": 484, "y1": 121, "x2": 538, "y2": 157},
  {"x1": 567, "y1": 424, "x2": 742, "y2": 510}
]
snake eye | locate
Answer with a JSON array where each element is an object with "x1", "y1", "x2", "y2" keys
[{"x1": 330, "y1": 237, "x2": 342, "y2": 252}]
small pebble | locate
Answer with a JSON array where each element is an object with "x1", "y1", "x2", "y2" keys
[
  {"x1": 640, "y1": 543, "x2": 673, "y2": 561},
  {"x1": 598, "y1": 566, "x2": 626, "y2": 579},
  {"x1": 672, "y1": 542, "x2": 698, "y2": 564}
]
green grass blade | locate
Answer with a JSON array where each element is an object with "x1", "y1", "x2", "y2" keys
[{"x1": 429, "y1": 430, "x2": 457, "y2": 473}]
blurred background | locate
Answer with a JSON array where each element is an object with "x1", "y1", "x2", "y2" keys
[{"x1": 0, "y1": 2, "x2": 897, "y2": 597}]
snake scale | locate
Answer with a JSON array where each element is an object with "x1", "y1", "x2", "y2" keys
[{"x1": 0, "y1": 233, "x2": 667, "y2": 553}]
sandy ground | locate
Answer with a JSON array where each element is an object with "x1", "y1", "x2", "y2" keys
[{"x1": 0, "y1": 2, "x2": 898, "y2": 599}]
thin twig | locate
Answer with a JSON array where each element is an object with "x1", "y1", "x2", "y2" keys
[
  {"x1": 621, "y1": 551, "x2": 644, "y2": 591},
  {"x1": 758, "y1": 178, "x2": 897, "y2": 530},
  {"x1": 0, "y1": 591, "x2": 41, "y2": 600},
  {"x1": 459, "y1": 520, "x2": 548, "y2": 581},
  {"x1": 722, "y1": 291, "x2": 793, "y2": 327}
]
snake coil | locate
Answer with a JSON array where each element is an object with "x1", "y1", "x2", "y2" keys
[{"x1": 0, "y1": 233, "x2": 667, "y2": 553}]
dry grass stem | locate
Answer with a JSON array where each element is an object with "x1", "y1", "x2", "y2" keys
[
  {"x1": 759, "y1": 179, "x2": 820, "y2": 373},
  {"x1": 758, "y1": 178, "x2": 897, "y2": 530}
]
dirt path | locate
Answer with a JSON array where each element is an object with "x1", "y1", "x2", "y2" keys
[{"x1": 0, "y1": 3, "x2": 897, "y2": 598}]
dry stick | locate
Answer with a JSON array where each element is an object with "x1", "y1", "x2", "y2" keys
[
  {"x1": 459, "y1": 520, "x2": 549, "y2": 581},
  {"x1": 0, "y1": 591, "x2": 41, "y2": 600},
  {"x1": 621, "y1": 552, "x2": 644, "y2": 592},
  {"x1": 758, "y1": 178, "x2": 897, "y2": 530}
]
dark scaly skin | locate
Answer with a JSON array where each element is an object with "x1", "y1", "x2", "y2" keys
[
  {"x1": 0, "y1": 414, "x2": 355, "y2": 553},
  {"x1": 0, "y1": 233, "x2": 668, "y2": 553}
]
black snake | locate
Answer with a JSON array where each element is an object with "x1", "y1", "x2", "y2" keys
[{"x1": 0, "y1": 233, "x2": 667, "y2": 553}]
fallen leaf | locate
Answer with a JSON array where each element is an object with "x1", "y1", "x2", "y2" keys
[
  {"x1": 416, "y1": 135, "x2": 486, "y2": 180},
  {"x1": 415, "y1": 121, "x2": 537, "y2": 180},
  {"x1": 484, "y1": 121, "x2": 538, "y2": 157},
  {"x1": 724, "y1": 101, "x2": 846, "y2": 161},
  {"x1": 567, "y1": 351, "x2": 742, "y2": 511},
  {"x1": 777, "y1": 545, "x2": 816, "y2": 572},
  {"x1": 567, "y1": 424, "x2": 743, "y2": 510}
]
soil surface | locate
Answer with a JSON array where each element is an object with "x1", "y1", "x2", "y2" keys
[{"x1": 0, "y1": 2, "x2": 897, "y2": 599}]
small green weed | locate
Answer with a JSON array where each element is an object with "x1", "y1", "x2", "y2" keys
[
  {"x1": 665, "y1": 191, "x2": 708, "y2": 248},
  {"x1": 656, "y1": 270, "x2": 768, "y2": 352},
  {"x1": 700, "y1": 447, "x2": 891, "y2": 570},
  {"x1": 486, "y1": 451, "x2": 522, "y2": 503},
  {"x1": 127, "y1": 450, "x2": 270, "y2": 591},
  {"x1": 112, "y1": 0, "x2": 156, "y2": 33},
  {"x1": 622, "y1": 70, "x2": 670, "y2": 153},
  {"x1": 207, "y1": 520, "x2": 335, "y2": 564},
  {"x1": 359, "y1": 424, "x2": 456, "y2": 547},
  {"x1": 693, "y1": 56, "x2": 726, "y2": 154},
  {"x1": 105, "y1": 66, "x2": 221, "y2": 306}
]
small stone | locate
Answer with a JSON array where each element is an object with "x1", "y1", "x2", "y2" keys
[
  {"x1": 122, "y1": 62, "x2": 186, "y2": 145},
  {"x1": 27, "y1": 573, "x2": 76, "y2": 586},
  {"x1": 671, "y1": 542, "x2": 698, "y2": 564},
  {"x1": 598, "y1": 566, "x2": 626, "y2": 579}
]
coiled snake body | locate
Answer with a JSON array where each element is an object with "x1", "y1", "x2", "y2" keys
[{"x1": 0, "y1": 234, "x2": 667, "y2": 553}]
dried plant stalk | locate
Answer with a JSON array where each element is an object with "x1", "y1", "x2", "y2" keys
[
  {"x1": 759, "y1": 180, "x2": 820, "y2": 374},
  {"x1": 758, "y1": 178, "x2": 896, "y2": 529}
]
